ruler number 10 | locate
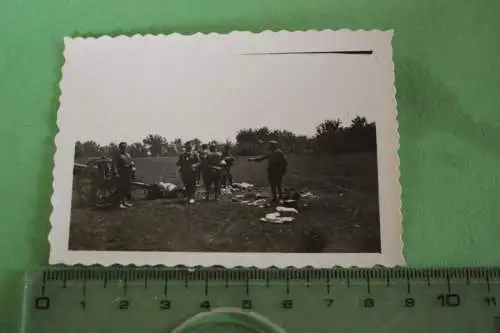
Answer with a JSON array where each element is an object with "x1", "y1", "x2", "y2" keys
[{"x1": 437, "y1": 294, "x2": 461, "y2": 307}]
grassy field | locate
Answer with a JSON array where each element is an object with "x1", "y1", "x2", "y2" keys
[{"x1": 69, "y1": 153, "x2": 381, "y2": 253}]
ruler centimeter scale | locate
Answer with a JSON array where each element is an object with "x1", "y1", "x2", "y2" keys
[{"x1": 21, "y1": 267, "x2": 500, "y2": 333}]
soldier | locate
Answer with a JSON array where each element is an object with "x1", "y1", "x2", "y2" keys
[
  {"x1": 248, "y1": 140, "x2": 288, "y2": 204},
  {"x1": 176, "y1": 141, "x2": 200, "y2": 204},
  {"x1": 203, "y1": 144, "x2": 223, "y2": 200},
  {"x1": 221, "y1": 145, "x2": 236, "y2": 187},
  {"x1": 113, "y1": 142, "x2": 134, "y2": 209},
  {"x1": 197, "y1": 143, "x2": 209, "y2": 186}
]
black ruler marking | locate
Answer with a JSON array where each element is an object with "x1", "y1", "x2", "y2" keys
[
  {"x1": 62, "y1": 270, "x2": 67, "y2": 288},
  {"x1": 82, "y1": 271, "x2": 87, "y2": 302},
  {"x1": 286, "y1": 274, "x2": 290, "y2": 295},
  {"x1": 366, "y1": 275, "x2": 371, "y2": 294},
  {"x1": 446, "y1": 273, "x2": 452, "y2": 293},
  {"x1": 123, "y1": 274, "x2": 128, "y2": 296},
  {"x1": 163, "y1": 276, "x2": 168, "y2": 296},
  {"x1": 41, "y1": 271, "x2": 47, "y2": 296},
  {"x1": 204, "y1": 274, "x2": 208, "y2": 296},
  {"x1": 326, "y1": 274, "x2": 330, "y2": 294},
  {"x1": 406, "y1": 274, "x2": 411, "y2": 294},
  {"x1": 240, "y1": 50, "x2": 374, "y2": 56},
  {"x1": 486, "y1": 275, "x2": 491, "y2": 293},
  {"x1": 245, "y1": 274, "x2": 250, "y2": 295}
]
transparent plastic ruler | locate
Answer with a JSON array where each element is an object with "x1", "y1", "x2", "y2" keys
[{"x1": 20, "y1": 267, "x2": 500, "y2": 333}]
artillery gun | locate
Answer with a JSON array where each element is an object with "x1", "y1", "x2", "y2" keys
[{"x1": 73, "y1": 156, "x2": 183, "y2": 209}]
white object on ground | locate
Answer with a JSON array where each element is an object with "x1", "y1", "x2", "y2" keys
[
  {"x1": 265, "y1": 212, "x2": 280, "y2": 220},
  {"x1": 260, "y1": 212, "x2": 295, "y2": 224},
  {"x1": 248, "y1": 199, "x2": 267, "y2": 206},
  {"x1": 221, "y1": 188, "x2": 232, "y2": 194},
  {"x1": 301, "y1": 191, "x2": 319, "y2": 199},
  {"x1": 232, "y1": 182, "x2": 255, "y2": 190},
  {"x1": 158, "y1": 182, "x2": 178, "y2": 192},
  {"x1": 276, "y1": 206, "x2": 299, "y2": 214}
]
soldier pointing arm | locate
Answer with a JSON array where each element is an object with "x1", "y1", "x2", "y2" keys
[{"x1": 249, "y1": 140, "x2": 287, "y2": 204}]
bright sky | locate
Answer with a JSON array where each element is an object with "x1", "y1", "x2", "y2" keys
[{"x1": 61, "y1": 32, "x2": 388, "y2": 145}]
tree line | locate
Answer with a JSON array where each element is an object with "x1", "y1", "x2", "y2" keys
[{"x1": 74, "y1": 116, "x2": 376, "y2": 159}]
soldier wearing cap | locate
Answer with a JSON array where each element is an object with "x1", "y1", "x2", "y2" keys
[
  {"x1": 197, "y1": 143, "x2": 209, "y2": 186},
  {"x1": 113, "y1": 141, "x2": 134, "y2": 208},
  {"x1": 176, "y1": 141, "x2": 200, "y2": 204},
  {"x1": 248, "y1": 140, "x2": 288, "y2": 204},
  {"x1": 203, "y1": 143, "x2": 223, "y2": 200}
]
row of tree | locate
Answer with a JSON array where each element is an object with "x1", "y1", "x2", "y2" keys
[{"x1": 74, "y1": 116, "x2": 376, "y2": 159}]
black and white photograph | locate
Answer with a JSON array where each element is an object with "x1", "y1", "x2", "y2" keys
[{"x1": 50, "y1": 30, "x2": 403, "y2": 267}]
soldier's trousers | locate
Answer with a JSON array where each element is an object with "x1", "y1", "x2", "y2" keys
[
  {"x1": 268, "y1": 169, "x2": 285, "y2": 200},
  {"x1": 117, "y1": 171, "x2": 132, "y2": 203},
  {"x1": 221, "y1": 166, "x2": 233, "y2": 187},
  {"x1": 181, "y1": 172, "x2": 197, "y2": 199},
  {"x1": 203, "y1": 169, "x2": 221, "y2": 194}
]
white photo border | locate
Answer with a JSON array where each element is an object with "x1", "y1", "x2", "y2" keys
[{"x1": 49, "y1": 29, "x2": 404, "y2": 267}]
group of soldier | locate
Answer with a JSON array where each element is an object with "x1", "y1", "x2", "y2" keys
[
  {"x1": 112, "y1": 139, "x2": 288, "y2": 208},
  {"x1": 176, "y1": 141, "x2": 236, "y2": 204}
]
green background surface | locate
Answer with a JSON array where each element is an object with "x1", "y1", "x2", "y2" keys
[{"x1": 0, "y1": 0, "x2": 499, "y2": 331}]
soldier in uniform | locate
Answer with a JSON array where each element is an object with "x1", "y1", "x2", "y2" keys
[
  {"x1": 248, "y1": 140, "x2": 288, "y2": 204},
  {"x1": 203, "y1": 144, "x2": 223, "y2": 200},
  {"x1": 176, "y1": 141, "x2": 200, "y2": 204},
  {"x1": 221, "y1": 145, "x2": 236, "y2": 187},
  {"x1": 197, "y1": 144, "x2": 209, "y2": 186},
  {"x1": 113, "y1": 142, "x2": 134, "y2": 209}
]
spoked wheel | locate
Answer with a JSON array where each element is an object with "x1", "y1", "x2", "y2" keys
[
  {"x1": 75, "y1": 157, "x2": 120, "y2": 209},
  {"x1": 94, "y1": 178, "x2": 120, "y2": 208}
]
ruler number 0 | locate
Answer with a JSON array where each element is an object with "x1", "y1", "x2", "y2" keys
[
  {"x1": 437, "y1": 294, "x2": 460, "y2": 307},
  {"x1": 34, "y1": 297, "x2": 50, "y2": 310}
]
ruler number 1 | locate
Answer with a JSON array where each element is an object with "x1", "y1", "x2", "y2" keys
[{"x1": 324, "y1": 299, "x2": 334, "y2": 307}]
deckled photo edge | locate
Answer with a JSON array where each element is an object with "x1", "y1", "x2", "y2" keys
[{"x1": 48, "y1": 29, "x2": 403, "y2": 268}]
